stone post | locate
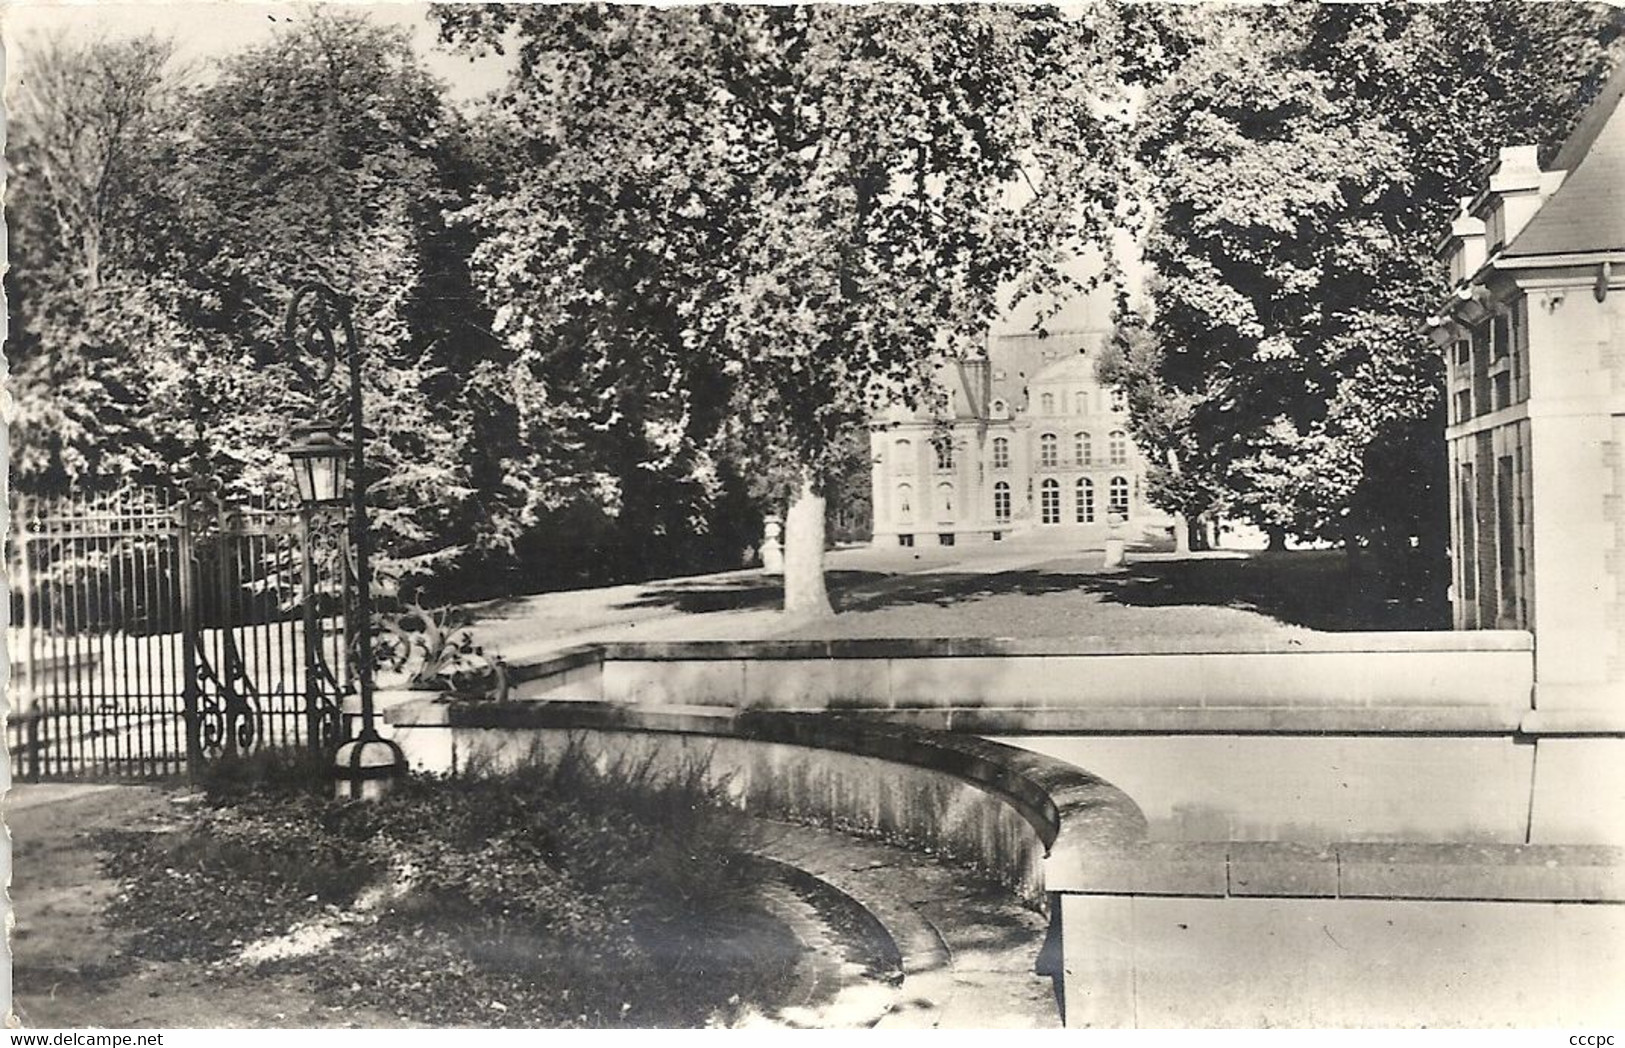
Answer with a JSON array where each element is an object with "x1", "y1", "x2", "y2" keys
[
  {"x1": 761, "y1": 514, "x2": 784, "y2": 575},
  {"x1": 1104, "y1": 512, "x2": 1126, "y2": 568}
]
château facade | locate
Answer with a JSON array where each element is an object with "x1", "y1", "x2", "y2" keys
[
  {"x1": 869, "y1": 329, "x2": 1167, "y2": 547},
  {"x1": 1430, "y1": 73, "x2": 1625, "y2": 711}
]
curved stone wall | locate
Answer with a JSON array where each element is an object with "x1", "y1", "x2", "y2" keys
[{"x1": 385, "y1": 698, "x2": 1148, "y2": 906}]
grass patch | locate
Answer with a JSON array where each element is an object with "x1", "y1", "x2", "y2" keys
[{"x1": 100, "y1": 743, "x2": 801, "y2": 1027}]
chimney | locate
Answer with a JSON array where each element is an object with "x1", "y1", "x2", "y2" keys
[
  {"x1": 1436, "y1": 197, "x2": 1487, "y2": 286},
  {"x1": 1473, "y1": 146, "x2": 1565, "y2": 251}
]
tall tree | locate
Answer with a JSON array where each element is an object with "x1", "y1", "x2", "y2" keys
[
  {"x1": 171, "y1": 12, "x2": 515, "y2": 595},
  {"x1": 438, "y1": 3, "x2": 1133, "y2": 615},
  {"x1": 1113, "y1": 3, "x2": 1624, "y2": 582},
  {"x1": 6, "y1": 33, "x2": 194, "y2": 492}
]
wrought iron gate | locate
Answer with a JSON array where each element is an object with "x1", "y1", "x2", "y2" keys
[{"x1": 7, "y1": 489, "x2": 350, "y2": 781}]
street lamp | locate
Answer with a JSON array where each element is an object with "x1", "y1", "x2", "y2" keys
[
  {"x1": 286, "y1": 422, "x2": 349, "y2": 505},
  {"x1": 283, "y1": 282, "x2": 407, "y2": 800}
]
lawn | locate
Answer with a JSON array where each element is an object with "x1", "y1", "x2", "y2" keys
[{"x1": 465, "y1": 545, "x2": 1449, "y2": 663}]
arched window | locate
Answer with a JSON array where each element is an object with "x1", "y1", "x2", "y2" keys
[
  {"x1": 894, "y1": 438, "x2": 913, "y2": 473},
  {"x1": 1039, "y1": 433, "x2": 1058, "y2": 468},
  {"x1": 1075, "y1": 431, "x2": 1092, "y2": 465},
  {"x1": 1041, "y1": 393, "x2": 1054, "y2": 415},
  {"x1": 994, "y1": 481, "x2": 1011, "y2": 523},
  {"x1": 992, "y1": 437, "x2": 1010, "y2": 470},
  {"x1": 1075, "y1": 390, "x2": 1088, "y2": 414},
  {"x1": 1109, "y1": 429, "x2": 1128, "y2": 465},
  {"x1": 934, "y1": 441, "x2": 954, "y2": 471},
  {"x1": 1109, "y1": 476, "x2": 1130, "y2": 518},
  {"x1": 937, "y1": 482, "x2": 955, "y2": 519},
  {"x1": 1041, "y1": 479, "x2": 1061, "y2": 524},
  {"x1": 1110, "y1": 388, "x2": 1128, "y2": 413},
  {"x1": 1076, "y1": 477, "x2": 1095, "y2": 523},
  {"x1": 897, "y1": 484, "x2": 914, "y2": 523}
]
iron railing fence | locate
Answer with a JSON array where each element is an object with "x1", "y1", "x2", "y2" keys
[{"x1": 7, "y1": 488, "x2": 350, "y2": 781}]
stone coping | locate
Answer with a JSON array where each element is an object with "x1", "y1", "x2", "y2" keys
[
  {"x1": 387, "y1": 697, "x2": 1149, "y2": 856},
  {"x1": 1045, "y1": 840, "x2": 1625, "y2": 903},
  {"x1": 860, "y1": 706, "x2": 1525, "y2": 735},
  {"x1": 592, "y1": 632, "x2": 1533, "y2": 660},
  {"x1": 505, "y1": 633, "x2": 1532, "y2": 685}
]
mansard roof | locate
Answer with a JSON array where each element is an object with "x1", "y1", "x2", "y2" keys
[{"x1": 1503, "y1": 72, "x2": 1625, "y2": 260}]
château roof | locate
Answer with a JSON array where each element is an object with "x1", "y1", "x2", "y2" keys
[
  {"x1": 986, "y1": 329, "x2": 1108, "y2": 408},
  {"x1": 1503, "y1": 71, "x2": 1625, "y2": 259}
]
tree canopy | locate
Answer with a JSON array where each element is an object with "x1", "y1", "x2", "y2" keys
[
  {"x1": 10, "y1": 3, "x2": 1624, "y2": 611},
  {"x1": 1105, "y1": 2, "x2": 1625, "y2": 575},
  {"x1": 436, "y1": 2, "x2": 1136, "y2": 610}
]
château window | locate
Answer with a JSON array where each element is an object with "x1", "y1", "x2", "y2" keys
[
  {"x1": 1041, "y1": 478, "x2": 1060, "y2": 524},
  {"x1": 1109, "y1": 429, "x2": 1128, "y2": 465},
  {"x1": 1075, "y1": 431, "x2": 1091, "y2": 465},
  {"x1": 1039, "y1": 433, "x2": 1058, "y2": 468},
  {"x1": 994, "y1": 481, "x2": 1011, "y2": 523},
  {"x1": 1110, "y1": 388, "x2": 1127, "y2": 413},
  {"x1": 934, "y1": 441, "x2": 953, "y2": 471},
  {"x1": 937, "y1": 482, "x2": 955, "y2": 518},
  {"x1": 992, "y1": 437, "x2": 1010, "y2": 470},
  {"x1": 1075, "y1": 390, "x2": 1088, "y2": 414},
  {"x1": 894, "y1": 439, "x2": 913, "y2": 473},
  {"x1": 1041, "y1": 393, "x2": 1055, "y2": 414},
  {"x1": 1076, "y1": 477, "x2": 1094, "y2": 523},
  {"x1": 1109, "y1": 475, "x2": 1130, "y2": 518},
  {"x1": 897, "y1": 484, "x2": 914, "y2": 523}
]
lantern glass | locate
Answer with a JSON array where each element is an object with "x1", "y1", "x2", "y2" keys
[{"x1": 287, "y1": 426, "x2": 349, "y2": 506}]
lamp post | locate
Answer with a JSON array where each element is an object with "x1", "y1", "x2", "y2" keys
[{"x1": 283, "y1": 282, "x2": 407, "y2": 800}]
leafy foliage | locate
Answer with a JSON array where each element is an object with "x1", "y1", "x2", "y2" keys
[
  {"x1": 435, "y1": 4, "x2": 1137, "y2": 609},
  {"x1": 1112, "y1": 3, "x2": 1625, "y2": 574}
]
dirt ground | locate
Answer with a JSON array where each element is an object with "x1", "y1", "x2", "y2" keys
[{"x1": 5, "y1": 783, "x2": 409, "y2": 1029}]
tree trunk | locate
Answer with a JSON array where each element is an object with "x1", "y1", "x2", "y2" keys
[
  {"x1": 1266, "y1": 525, "x2": 1288, "y2": 552},
  {"x1": 1343, "y1": 526, "x2": 1364, "y2": 579},
  {"x1": 1173, "y1": 513, "x2": 1191, "y2": 556},
  {"x1": 783, "y1": 473, "x2": 834, "y2": 618}
]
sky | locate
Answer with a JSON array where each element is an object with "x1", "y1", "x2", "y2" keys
[{"x1": 1, "y1": 1, "x2": 516, "y2": 103}]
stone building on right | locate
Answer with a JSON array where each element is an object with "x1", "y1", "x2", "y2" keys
[{"x1": 1431, "y1": 74, "x2": 1625, "y2": 713}]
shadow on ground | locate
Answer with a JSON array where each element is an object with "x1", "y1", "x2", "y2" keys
[
  {"x1": 1079, "y1": 551, "x2": 1450, "y2": 632},
  {"x1": 614, "y1": 551, "x2": 1448, "y2": 633},
  {"x1": 615, "y1": 571, "x2": 890, "y2": 615}
]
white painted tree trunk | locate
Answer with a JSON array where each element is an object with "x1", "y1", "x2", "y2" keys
[
  {"x1": 783, "y1": 474, "x2": 833, "y2": 618},
  {"x1": 1173, "y1": 513, "x2": 1191, "y2": 556}
]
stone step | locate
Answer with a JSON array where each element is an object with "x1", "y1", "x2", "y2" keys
[{"x1": 747, "y1": 819, "x2": 1060, "y2": 1029}]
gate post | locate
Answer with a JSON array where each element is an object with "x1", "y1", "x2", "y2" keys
[
  {"x1": 298, "y1": 506, "x2": 330, "y2": 751},
  {"x1": 16, "y1": 503, "x2": 40, "y2": 782},
  {"x1": 178, "y1": 498, "x2": 204, "y2": 773}
]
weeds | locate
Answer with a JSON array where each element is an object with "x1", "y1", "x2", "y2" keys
[{"x1": 100, "y1": 742, "x2": 794, "y2": 1027}]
